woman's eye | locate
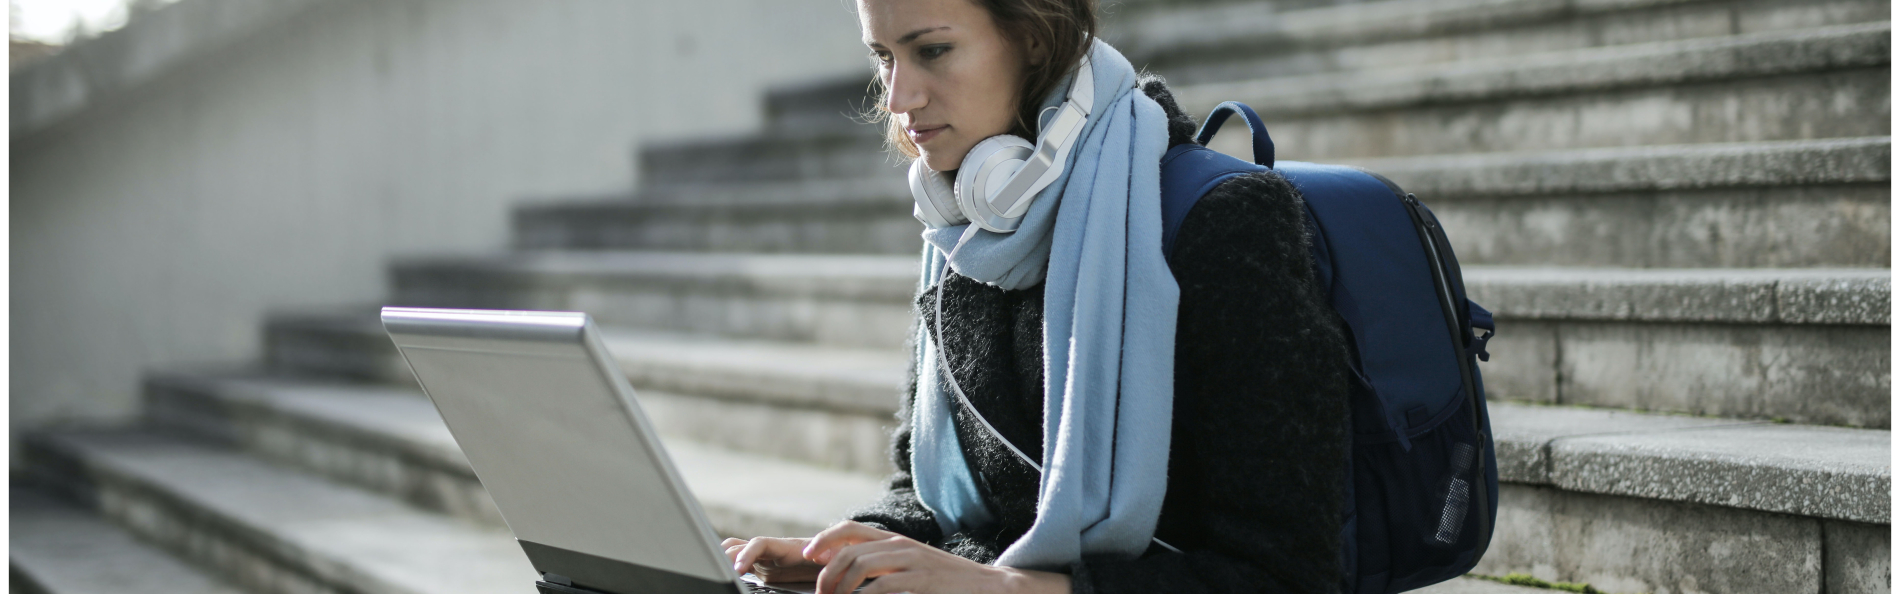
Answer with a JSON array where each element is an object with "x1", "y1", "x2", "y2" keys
[
  {"x1": 871, "y1": 51, "x2": 893, "y2": 65},
  {"x1": 919, "y1": 45, "x2": 950, "y2": 60}
]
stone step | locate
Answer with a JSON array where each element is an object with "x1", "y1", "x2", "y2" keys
[
  {"x1": 1487, "y1": 403, "x2": 1887, "y2": 524},
  {"x1": 142, "y1": 369, "x2": 892, "y2": 532},
  {"x1": 1365, "y1": 137, "x2": 1890, "y2": 268},
  {"x1": 637, "y1": 127, "x2": 896, "y2": 189},
  {"x1": 524, "y1": 137, "x2": 1887, "y2": 267},
  {"x1": 1411, "y1": 577, "x2": 1582, "y2": 594},
  {"x1": 512, "y1": 176, "x2": 921, "y2": 255},
  {"x1": 257, "y1": 316, "x2": 906, "y2": 474},
  {"x1": 388, "y1": 253, "x2": 1889, "y2": 426},
  {"x1": 262, "y1": 307, "x2": 411, "y2": 383},
  {"x1": 759, "y1": 0, "x2": 1888, "y2": 135},
  {"x1": 387, "y1": 251, "x2": 919, "y2": 349},
  {"x1": 130, "y1": 367, "x2": 1892, "y2": 594},
  {"x1": 641, "y1": 22, "x2": 1886, "y2": 186},
  {"x1": 760, "y1": 75, "x2": 878, "y2": 137},
  {"x1": 1174, "y1": 22, "x2": 1889, "y2": 159},
  {"x1": 10, "y1": 485, "x2": 246, "y2": 594},
  {"x1": 21, "y1": 428, "x2": 535, "y2": 594},
  {"x1": 1117, "y1": 0, "x2": 1889, "y2": 84},
  {"x1": 1480, "y1": 402, "x2": 1889, "y2": 594},
  {"x1": 1470, "y1": 266, "x2": 1891, "y2": 428}
]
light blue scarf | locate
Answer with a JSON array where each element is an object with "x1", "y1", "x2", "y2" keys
[{"x1": 910, "y1": 39, "x2": 1178, "y2": 570}]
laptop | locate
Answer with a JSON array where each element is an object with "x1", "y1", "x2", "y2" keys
[{"x1": 382, "y1": 306, "x2": 837, "y2": 594}]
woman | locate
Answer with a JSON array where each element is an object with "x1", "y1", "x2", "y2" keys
[{"x1": 725, "y1": 0, "x2": 1352, "y2": 592}]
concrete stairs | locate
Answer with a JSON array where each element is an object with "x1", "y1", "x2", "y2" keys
[
  {"x1": 12, "y1": 0, "x2": 1887, "y2": 593},
  {"x1": 10, "y1": 487, "x2": 245, "y2": 594}
]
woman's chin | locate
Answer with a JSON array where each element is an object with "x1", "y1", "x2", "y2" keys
[{"x1": 921, "y1": 152, "x2": 962, "y2": 173}]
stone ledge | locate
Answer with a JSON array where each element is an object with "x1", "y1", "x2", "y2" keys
[
  {"x1": 141, "y1": 370, "x2": 887, "y2": 537},
  {"x1": 262, "y1": 307, "x2": 411, "y2": 383},
  {"x1": 600, "y1": 329, "x2": 907, "y2": 415},
  {"x1": 24, "y1": 429, "x2": 534, "y2": 594},
  {"x1": 392, "y1": 251, "x2": 919, "y2": 303},
  {"x1": 1176, "y1": 22, "x2": 1891, "y2": 116},
  {"x1": 1466, "y1": 267, "x2": 1890, "y2": 325},
  {"x1": 620, "y1": 132, "x2": 1886, "y2": 207},
  {"x1": 548, "y1": 176, "x2": 908, "y2": 210},
  {"x1": 548, "y1": 137, "x2": 1890, "y2": 216},
  {"x1": 1484, "y1": 320, "x2": 1888, "y2": 429},
  {"x1": 1115, "y1": 0, "x2": 1705, "y2": 59},
  {"x1": 1489, "y1": 402, "x2": 1890, "y2": 523},
  {"x1": 262, "y1": 310, "x2": 913, "y2": 415},
  {"x1": 150, "y1": 365, "x2": 1888, "y2": 528},
  {"x1": 1553, "y1": 423, "x2": 1890, "y2": 524},
  {"x1": 398, "y1": 253, "x2": 1889, "y2": 326},
  {"x1": 1480, "y1": 483, "x2": 1828, "y2": 594},
  {"x1": 1360, "y1": 137, "x2": 1891, "y2": 198},
  {"x1": 11, "y1": 487, "x2": 245, "y2": 594}
]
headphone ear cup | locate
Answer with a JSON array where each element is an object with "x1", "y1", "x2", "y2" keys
[
  {"x1": 909, "y1": 159, "x2": 965, "y2": 228},
  {"x1": 955, "y1": 135, "x2": 1037, "y2": 233}
]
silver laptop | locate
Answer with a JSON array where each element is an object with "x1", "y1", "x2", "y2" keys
[{"x1": 382, "y1": 306, "x2": 822, "y2": 594}]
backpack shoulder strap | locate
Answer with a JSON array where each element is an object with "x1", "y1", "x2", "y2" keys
[{"x1": 1159, "y1": 142, "x2": 1268, "y2": 258}]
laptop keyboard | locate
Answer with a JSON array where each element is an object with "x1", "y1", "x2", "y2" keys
[{"x1": 745, "y1": 584, "x2": 807, "y2": 594}]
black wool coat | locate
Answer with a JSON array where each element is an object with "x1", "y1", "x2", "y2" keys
[{"x1": 848, "y1": 78, "x2": 1354, "y2": 594}]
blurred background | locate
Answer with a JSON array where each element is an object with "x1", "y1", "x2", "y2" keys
[{"x1": 9, "y1": 0, "x2": 1890, "y2": 593}]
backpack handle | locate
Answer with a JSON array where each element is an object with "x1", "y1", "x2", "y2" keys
[{"x1": 1193, "y1": 101, "x2": 1275, "y2": 168}]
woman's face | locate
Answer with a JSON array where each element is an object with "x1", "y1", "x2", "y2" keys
[{"x1": 859, "y1": 0, "x2": 1029, "y2": 173}]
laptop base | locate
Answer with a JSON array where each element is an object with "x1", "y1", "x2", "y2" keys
[{"x1": 536, "y1": 579, "x2": 610, "y2": 594}]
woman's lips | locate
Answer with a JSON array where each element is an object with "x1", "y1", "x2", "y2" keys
[{"x1": 908, "y1": 125, "x2": 947, "y2": 145}]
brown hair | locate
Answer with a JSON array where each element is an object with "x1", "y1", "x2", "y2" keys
[{"x1": 866, "y1": 0, "x2": 1098, "y2": 162}]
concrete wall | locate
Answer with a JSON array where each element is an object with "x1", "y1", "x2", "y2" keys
[{"x1": 10, "y1": 0, "x2": 871, "y2": 433}]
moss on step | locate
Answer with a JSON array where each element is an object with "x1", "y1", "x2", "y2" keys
[{"x1": 1472, "y1": 572, "x2": 1623, "y2": 594}]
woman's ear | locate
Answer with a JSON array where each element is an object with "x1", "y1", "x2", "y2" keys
[{"x1": 1023, "y1": 35, "x2": 1047, "y2": 66}]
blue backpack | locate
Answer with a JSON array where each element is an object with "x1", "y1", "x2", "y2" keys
[{"x1": 1159, "y1": 102, "x2": 1500, "y2": 594}]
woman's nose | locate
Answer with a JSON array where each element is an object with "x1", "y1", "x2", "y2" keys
[{"x1": 885, "y1": 63, "x2": 926, "y2": 116}]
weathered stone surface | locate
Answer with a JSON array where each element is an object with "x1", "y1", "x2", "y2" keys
[
  {"x1": 514, "y1": 178, "x2": 921, "y2": 255},
  {"x1": 264, "y1": 310, "x2": 916, "y2": 424},
  {"x1": 761, "y1": 75, "x2": 878, "y2": 136},
  {"x1": 1435, "y1": 185, "x2": 1890, "y2": 268},
  {"x1": 1553, "y1": 423, "x2": 1891, "y2": 523},
  {"x1": 520, "y1": 140, "x2": 1891, "y2": 262},
  {"x1": 1361, "y1": 137, "x2": 1890, "y2": 198},
  {"x1": 25, "y1": 429, "x2": 535, "y2": 594},
  {"x1": 1486, "y1": 402, "x2": 1756, "y2": 484},
  {"x1": 11, "y1": 488, "x2": 245, "y2": 594},
  {"x1": 1480, "y1": 484, "x2": 1823, "y2": 594},
  {"x1": 1120, "y1": 0, "x2": 1888, "y2": 82},
  {"x1": 1178, "y1": 22, "x2": 1889, "y2": 120},
  {"x1": 263, "y1": 308, "x2": 413, "y2": 385},
  {"x1": 639, "y1": 129, "x2": 895, "y2": 187},
  {"x1": 390, "y1": 251, "x2": 919, "y2": 349},
  {"x1": 140, "y1": 371, "x2": 888, "y2": 538},
  {"x1": 1410, "y1": 576, "x2": 1558, "y2": 594},
  {"x1": 1779, "y1": 272, "x2": 1895, "y2": 325},
  {"x1": 1477, "y1": 320, "x2": 1559, "y2": 404},
  {"x1": 1826, "y1": 520, "x2": 1892, "y2": 594},
  {"x1": 666, "y1": 440, "x2": 886, "y2": 539},
  {"x1": 143, "y1": 371, "x2": 502, "y2": 525},
  {"x1": 1553, "y1": 321, "x2": 1890, "y2": 428},
  {"x1": 639, "y1": 389, "x2": 896, "y2": 476},
  {"x1": 1220, "y1": 66, "x2": 1888, "y2": 160},
  {"x1": 600, "y1": 328, "x2": 907, "y2": 415},
  {"x1": 1467, "y1": 267, "x2": 1890, "y2": 325}
]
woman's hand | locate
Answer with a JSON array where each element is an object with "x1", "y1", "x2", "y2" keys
[
  {"x1": 804, "y1": 521, "x2": 1071, "y2": 594},
  {"x1": 723, "y1": 536, "x2": 823, "y2": 583}
]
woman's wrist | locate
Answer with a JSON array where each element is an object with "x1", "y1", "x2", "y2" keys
[{"x1": 999, "y1": 566, "x2": 1073, "y2": 594}]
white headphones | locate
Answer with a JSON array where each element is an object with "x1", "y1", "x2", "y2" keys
[{"x1": 909, "y1": 54, "x2": 1096, "y2": 233}]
